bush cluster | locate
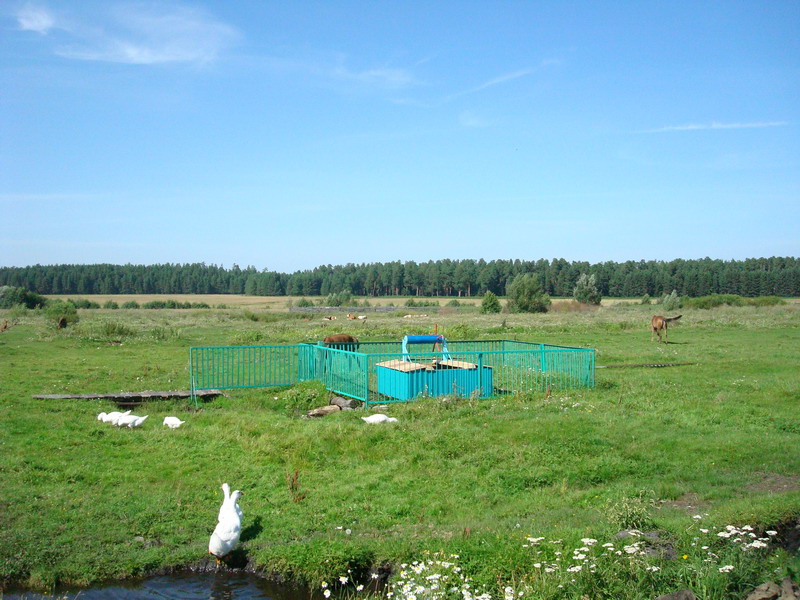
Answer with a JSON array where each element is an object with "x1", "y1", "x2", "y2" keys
[
  {"x1": 405, "y1": 298, "x2": 439, "y2": 307},
  {"x1": 0, "y1": 285, "x2": 47, "y2": 309},
  {"x1": 658, "y1": 290, "x2": 681, "y2": 311},
  {"x1": 44, "y1": 300, "x2": 79, "y2": 328},
  {"x1": 573, "y1": 273, "x2": 602, "y2": 305},
  {"x1": 507, "y1": 273, "x2": 551, "y2": 313},
  {"x1": 683, "y1": 294, "x2": 786, "y2": 309},
  {"x1": 68, "y1": 298, "x2": 101, "y2": 309},
  {"x1": 480, "y1": 291, "x2": 502, "y2": 314},
  {"x1": 140, "y1": 300, "x2": 210, "y2": 309}
]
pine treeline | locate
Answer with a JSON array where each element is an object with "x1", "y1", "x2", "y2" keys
[{"x1": 1, "y1": 257, "x2": 798, "y2": 298}]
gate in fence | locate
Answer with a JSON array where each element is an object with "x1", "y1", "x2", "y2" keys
[{"x1": 189, "y1": 340, "x2": 594, "y2": 408}]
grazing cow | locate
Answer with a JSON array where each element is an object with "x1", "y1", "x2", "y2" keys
[
  {"x1": 323, "y1": 333, "x2": 359, "y2": 352},
  {"x1": 347, "y1": 314, "x2": 356, "y2": 320},
  {"x1": 357, "y1": 315, "x2": 367, "y2": 320},
  {"x1": 651, "y1": 315, "x2": 682, "y2": 343}
]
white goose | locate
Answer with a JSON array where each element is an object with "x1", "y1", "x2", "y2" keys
[
  {"x1": 108, "y1": 410, "x2": 132, "y2": 425},
  {"x1": 127, "y1": 415, "x2": 148, "y2": 428},
  {"x1": 209, "y1": 483, "x2": 243, "y2": 562},
  {"x1": 361, "y1": 414, "x2": 398, "y2": 424},
  {"x1": 163, "y1": 416, "x2": 185, "y2": 429},
  {"x1": 117, "y1": 413, "x2": 148, "y2": 427}
]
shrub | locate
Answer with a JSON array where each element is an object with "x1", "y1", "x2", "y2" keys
[
  {"x1": 446, "y1": 299, "x2": 461, "y2": 307},
  {"x1": 405, "y1": 298, "x2": 439, "y2": 307},
  {"x1": 103, "y1": 300, "x2": 119, "y2": 309},
  {"x1": 69, "y1": 298, "x2": 100, "y2": 309},
  {"x1": 683, "y1": 294, "x2": 743, "y2": 309},
  {"x1": 0, "y1": 286, "x2": 47, "y2": 309},
  {"x1": 681, "y1": 294, "x2": 784, "y2": 309},
  {"x1": 325, "y1": 291, "x2": 354, "y2": 307},
  {"x1": 280, "y1": 381, "x2": 330, "y2": 415},
  {"x1": 507, "y1": 273, "x2": 550, "y2": 313},
  {"x1": 640, "y1": 294, "x2": 652, "y2": 305},
  {"x1": 480, "y1": 291, "x2": 502, "y2": 314},
  {"x1": 121, "y1": 300, "x2": 140, "y2": 309},
  {"x1": 747, "y1": 295, "x2": 785, "y2": 307},
  {"x1": 604, "y1": 490, "x2": 656, "y2": 530},
  {"x1": 296, "y1": 298, "x2": 314, "y2": 308},
  {"x1": 44, "y1": 300, "x2": 79, "y2": 328},
  {"x1": 573, "y1": 273, "x2": 602, "y2": 305},
  {"x1": 658, "y1": 290, "x2": 681, "y2": 311}
]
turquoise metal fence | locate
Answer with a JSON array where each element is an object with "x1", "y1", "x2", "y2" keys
[
  {"x1": 189, "y1": 344, "x2": 316, "y2": 406},
  {"x1": 189, "y1": 340, "x2": 594, "y2": 408}
]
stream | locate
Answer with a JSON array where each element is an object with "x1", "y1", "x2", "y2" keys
[{"x1": 3, "y1": 572, "x2": 311, "y2": 600}]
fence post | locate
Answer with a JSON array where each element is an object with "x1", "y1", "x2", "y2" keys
[
  {"x1": 477, "y1": 352, "x2": 484, "y2": 397},
  {"x1": 363, "y1": 352, "x2": 370, "y2": 410}
]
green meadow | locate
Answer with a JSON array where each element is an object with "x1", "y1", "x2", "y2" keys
[{"x1": 1, "y1": 301, "x2": 798, "y2": 598}]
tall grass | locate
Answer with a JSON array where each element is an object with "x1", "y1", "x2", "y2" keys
[{"x1": 0, "y1": 303, "x2": 798, "y2": 596}]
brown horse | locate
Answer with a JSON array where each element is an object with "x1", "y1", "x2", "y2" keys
[{"x1": 651, "y1": 315, "x2": 682, "y2": 343}]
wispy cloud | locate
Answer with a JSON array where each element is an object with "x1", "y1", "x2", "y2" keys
[
  {"x1": 15, "y1": 2, "x2": 239, "y2": 65},
  {"x1": 16, "y1": 4, "x2": 55, "y2": 34},
  {"x1": 330, "y1": 64, "x2": 418, "y2": 90},
  {"x1": 640, "y1": 121, "x2": 789, "y2": 133},
  {"x1": 444, "y1": 60, "x2": 558, "y2": 102},
  {"x1": 445, "y1": 68, "x2": 537, "y2": 102}
]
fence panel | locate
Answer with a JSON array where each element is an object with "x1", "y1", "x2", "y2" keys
[{"x1": 189, "y1": 344, "x2": 314, "y2": 403}]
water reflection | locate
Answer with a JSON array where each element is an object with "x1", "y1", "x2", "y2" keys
[{"x1": 4, "y1": 571, "x2": 310, "y2": 600}]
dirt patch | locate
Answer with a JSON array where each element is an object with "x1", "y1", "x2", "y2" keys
[
  {"x1": 746, "y1": 472, "x2": 800, "y2": 494},
  {"x1": 659, "y1": 493, "x2": 712, "y2": 515}
]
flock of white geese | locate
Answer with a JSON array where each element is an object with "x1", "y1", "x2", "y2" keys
[
  {"x1": 95, "y1": 410, "x2": 397, "y2": 562},
  {"x1": 96, "y1": 410, "x2": 185, "y2": 429}
]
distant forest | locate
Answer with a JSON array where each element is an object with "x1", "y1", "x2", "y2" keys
[{"x1": 2, "y1": 257, "x2": 799, "y2": 298}]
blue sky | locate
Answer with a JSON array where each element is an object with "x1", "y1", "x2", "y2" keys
[{"x1": 2, "y1": 1, "x2": 798, "y2": 272}]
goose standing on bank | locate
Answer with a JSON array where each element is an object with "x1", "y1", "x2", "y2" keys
[{"x1": 209, "y1": 484, "x2": 243, "y2": 563}]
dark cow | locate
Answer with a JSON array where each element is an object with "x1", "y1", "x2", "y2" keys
[{"x1": 323, "y1": 333, "x2": 359, "y2": 352}]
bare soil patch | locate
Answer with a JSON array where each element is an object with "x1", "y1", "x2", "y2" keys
[{"x1": 746, "y1": 472, "x2": 800, "y2": 494}]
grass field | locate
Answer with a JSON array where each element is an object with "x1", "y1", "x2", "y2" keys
[{"x1": 1, "y1": 300, "x2": 798, "y2": 598}]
